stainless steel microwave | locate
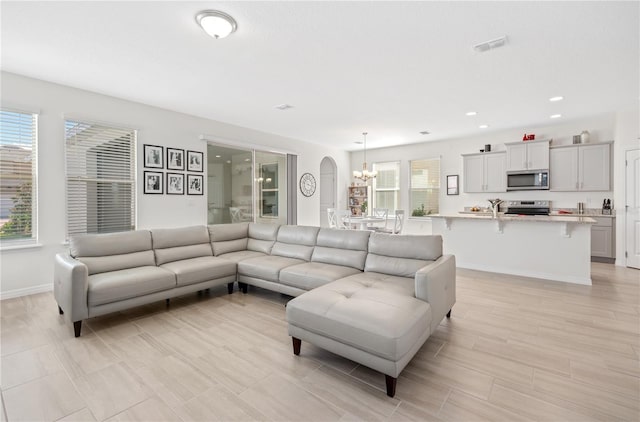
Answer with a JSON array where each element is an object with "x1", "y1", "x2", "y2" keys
[{"x1": 506, "y1": 170, "x2": 549, "y2": 191}]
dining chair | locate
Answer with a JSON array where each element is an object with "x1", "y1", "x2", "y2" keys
[
  {"x1": 229, "y1": 207, "x2": 242, "y2": 223},
  {"x1": 378, "y1": 210, "x2": 405, "y2": 234},
  {"x1": 336, "y1": 209, "x2": 353, "y2": 230},
  {"x1": 327, "y1": 208, "x2": 337, "y2": 228},
  {"x1": 369, "y1": 208, "x2": 389, "y2": 231}
]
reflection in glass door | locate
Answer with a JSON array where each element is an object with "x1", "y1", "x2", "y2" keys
[
  {"x1": 255, "y1": 151, "x2": 287, "y2": 225},
  {"x1": 207, "y1": 144, "x2": 253, "y2": 224}
]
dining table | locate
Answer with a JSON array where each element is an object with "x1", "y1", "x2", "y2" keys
[{"x1": 348, "y1": 216, "x2": 386, "y2": 230}]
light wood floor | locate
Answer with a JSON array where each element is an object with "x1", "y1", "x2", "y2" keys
[{"x1": 1, "y1": 263, "x2": 638, "y2": 421}]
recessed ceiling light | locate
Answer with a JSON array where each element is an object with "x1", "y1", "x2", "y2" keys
[
  {"x1": 550, "y1": 114, "x2": 562, "y2": 119},
  {"x1": 549, "y1": 96, "x2": 564, "y2": 102},
  {"x1": 419, "y1": 131, "x2": 430, "y2": 135},
  {"x1": 275, "y1": 104, "x2": 294, "y2": 110},
  {"x1": 354, "y1": 141, "x2": 363, "y2": 144},
  {"x1": 479, "y1": 124, "x2": 489, "y2": 129},
  {"x1": 196, "y1": 10, "x2": 237, "y2": 39},
  {"x1": 226, "y1": 160, "x2": 231, "y2": 164},
  {"x1": 215, "y1": 155, "x2": 221, "y2": 158},
  {"x1": 473, "y1": 36, "x2": 508, "y2": 53},
  {"x1": 465, "y1": 111, "x2": 477, "y2": 116},
  {"x1": 244, "y1": 158, "x2": 250, "y2": 162}
]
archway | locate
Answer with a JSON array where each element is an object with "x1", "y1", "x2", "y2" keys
[{"x1": 319, "y1": 156, "x2": 337, "y2": 227}]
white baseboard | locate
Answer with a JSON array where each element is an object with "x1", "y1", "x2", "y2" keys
[{"x1": 0, "y1": 283, "x2": 53, "y2": 300}]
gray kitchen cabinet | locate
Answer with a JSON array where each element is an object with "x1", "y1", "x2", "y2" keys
[
  {"x1": 591, "y1": 216, "x2": 615, "y2": 262},
  {"x1": 462, "y1": 152, "x2": 506, "y2": 193},
  {"x1": 550, "y1": 142, "x2": 611, "y2": 191},
  {"x1": 505, "y1": 139, "x2": 549, "y2": 171}
]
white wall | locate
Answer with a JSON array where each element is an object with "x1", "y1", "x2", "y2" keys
[
  {"x1": 350, "y1": 113, "x2": 626, "y2": 251},
  {"x1": 0, "y1": 72, "x2": 349, "y2": 297}
]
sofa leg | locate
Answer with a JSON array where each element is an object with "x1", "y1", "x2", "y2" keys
[
  {"x1": 292, "y1": 337, "x2": 301, "y2": 355},
  {"x1": 446, "y1": 309, "x2": 452, "y2": 318},
  {"x1": 227, "y1": 282, "x2": 234, "y2": 294},
  {"x1": 58, "y1": 306, "x2": 64, "y2": 315},
  {"x1": 238, "y1": 282, "x2": 248, "y2": 294},
  {"x1": 73, "y1": 321, "x2": 82, "y2": 337},
  {"x1": 385, "y1": 375, "x2": 397, "y2": 397}
]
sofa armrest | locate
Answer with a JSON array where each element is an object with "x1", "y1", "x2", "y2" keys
[
  {"x1": 415, "y1": 254, "x2": 456, "y2": 333},
  {"x1": 54, "y1": 253, "x2": 89, "y2": 322}
]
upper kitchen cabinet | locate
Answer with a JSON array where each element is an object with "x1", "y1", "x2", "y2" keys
[
  {"x1": 505, "y1": 139, "x2": 550, "y2": 171},
  {"x1": 550, "y1": 142, "x2": 612, "y2": 191},
  {"x1": 462, "y1": 152, "x2": 506, "y2": 193}
]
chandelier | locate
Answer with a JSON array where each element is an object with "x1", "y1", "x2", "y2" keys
[{"x1": 353, "y1": 132, "x2": 377, "y2": 182}]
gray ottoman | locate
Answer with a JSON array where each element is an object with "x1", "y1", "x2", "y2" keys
[{"x1": 286, "y1": 276, "x2": 434, "y2": 397}]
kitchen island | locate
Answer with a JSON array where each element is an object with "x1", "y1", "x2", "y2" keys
[{"x1": 431, "y1": 213, "x2": 596, "y2": 285}]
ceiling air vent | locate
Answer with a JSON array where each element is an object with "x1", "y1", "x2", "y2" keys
[
  {"x1": 275, "y1": 104, "x2": 294, "y2": 110},
  {"x1": 473, "y1": 36, "x2": 508, "y2": 53}
]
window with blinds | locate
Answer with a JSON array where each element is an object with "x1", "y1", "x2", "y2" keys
[
  {"x1": 0, "y1": 110, "x2": 37, "y2": 241},
  {"x1": 372, "y1": 161, "x2": 400, "y2": 212},
  {"x1": 65, "y1": 120, "x2": 136, "y2": 237},
  {"x1": 410, "y1": 158, "x2": 440, "y2": 216}
]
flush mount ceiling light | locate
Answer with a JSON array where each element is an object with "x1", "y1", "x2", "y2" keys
[
  {"x1": 196, "y1": 10, "x2": 237, "y2": 39},
  {"x1": 473, "y1": 36, "x2": 508, "y2": 53},
  {"x1": 550, "y1": 114, "x2": 562, "y2": 119},
  {"x1": 549, "y1": 96, "x2": 564, "y2": 102},
  {"x1": 479, "y1": 124, "x2": 489, "y2": 129},
  {"x1": 465, "y1": 111, "x2": 477, "y2": 116}
]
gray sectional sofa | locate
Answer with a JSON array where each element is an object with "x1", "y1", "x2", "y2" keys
[{"x1": 54, "y1": 222, "x2": 456, "y2": 397}]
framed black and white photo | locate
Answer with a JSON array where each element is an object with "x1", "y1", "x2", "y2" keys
[
  {"x1": 167, "y1": 148, "x2": 185, "y2": 171},
  {"x1": 166, "y1": 173, "x2": 184, "y2": 195},
  {"x1": 187, "y1": 150, "x2": 203, "y2": 172},
  {"x1": 447, "y1": 174, "x2": 459, "y2": 195},
  {"x1": 144, "y1": 171, "x2": 163, "y2": 194},
  {"x1": 187, "y1": 174, "x2": 203, "y2": 195},
  {"x1": 143, "y1": 144, "x2": 163, "y2": 169}
]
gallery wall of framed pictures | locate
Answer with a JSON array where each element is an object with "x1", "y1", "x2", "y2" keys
[{"x1": 143, "y1": 144, "x2": 203, "y2": 195}]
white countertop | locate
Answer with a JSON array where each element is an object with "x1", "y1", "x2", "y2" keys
[{"x1": 432, "y1": 213, "x2": 597, "y2": 224}]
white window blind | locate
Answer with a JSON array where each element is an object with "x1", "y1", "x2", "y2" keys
[
  {"x1": 0, "y1": 110, "x2": 37, "y2": 241},
  {"x1": 65, "y1": 120, "x2": 136, "y2": 237},
  {"x1": 372, "y1": 161, "x2": 400, "y2": 213},
  {"x1": 410, "y1": 158, "x2": 440, "y2": 216}
]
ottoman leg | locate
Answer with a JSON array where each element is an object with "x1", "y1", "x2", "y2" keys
[
  {"x1": 73, "y1": 321, "x2": 82, "y2": 337},
  {"x1": 227, "y1": 282, "x2": 234, "y2": 294},
  {"x1": 385, "y1": 375, "x2": 397, "y2": 397},
  {"x1": 238, "y1": 282, "x2": 248, "y2": 294},
  {"x1": 292, "y1": 337, "x2": 301, "y2": 355}
]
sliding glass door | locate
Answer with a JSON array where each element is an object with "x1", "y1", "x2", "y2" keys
[{"x1": 207, "y1": 144, "x2": 289, "y2": 225}]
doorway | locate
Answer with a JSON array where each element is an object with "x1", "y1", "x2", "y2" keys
[
  {"x1": 626, "y1": 148, "x2": 640, "y2": 269},
  {"x1": 320, "y1": 157, "x2": 337, "y2": 227}
]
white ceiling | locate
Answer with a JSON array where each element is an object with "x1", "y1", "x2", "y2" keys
[{"x1": 1, "y1": 1, "x2": 638, "y2": 151}]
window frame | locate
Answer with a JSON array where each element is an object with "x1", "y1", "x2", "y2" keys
[
  {"x1": 408, "y1": 157, "x2": 441, "y2": 217},
  {"x1": 371, "y1": 161, "x2": 400, "y2": 214},
  {"x1": 0, "y1": 108, "x2": 38, "y2": 246},
  {"x1": 64, "y1": 118, "x2": 137, "y2": 239}
]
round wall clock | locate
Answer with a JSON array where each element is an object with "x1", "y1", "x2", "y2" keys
[{"x1": 299, "y1": 172, "x2": 317, "y2": 197}]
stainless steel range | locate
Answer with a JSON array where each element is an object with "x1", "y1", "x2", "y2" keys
[{"x1": 504, "y1": 200, "x2": 550, "y2": 216}]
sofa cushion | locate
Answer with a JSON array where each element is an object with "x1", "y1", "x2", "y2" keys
[
  {"x1": 71, "y1": 230, "x2": 156, "y2": 275},
  {"x1": 311, "y1": 228, "x2": 370, "y2": 270},
  {"x1": 152, "y1": 226, "x2": 213, "y2": 265},
  {"x1": 247, "y1": 223, "x2": 279, "y2": 254},
  {"x1": 271, "y1": 225, "x2": 319, "y2": 261},
  {"x1": 209, "y1": 223, "x2": 249, "y2": 256},
  {"x1": 160, "y1": 256, "x2": 236, "y2": 287},
  {"x1": 218, "y1": 250, "x2": 266, "y2": 263},
  {"x1": 286, "y1": 278, "x2": 432, "y2": 361},
  {"x1": 238, "y1": 255, "x2": 305, "y2": 283},
  {"x1": 333, "y1": 272, "x2": 415, "y2": 297},
  {"x1": 365, "y1": 233, "x2": 441, "y2": 277},
  {"x1": 279, "y1": 262, "x2": 361, "y2": 291},
  {"x1": 88, "y1": 266, "x2": 176, "y2": 307}
]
